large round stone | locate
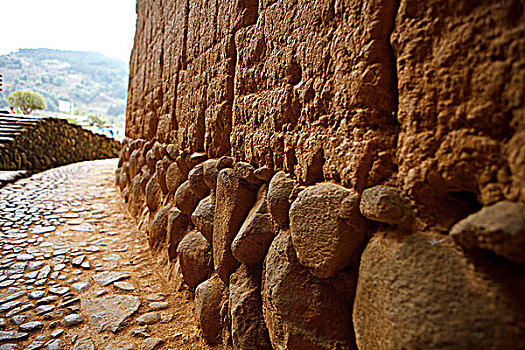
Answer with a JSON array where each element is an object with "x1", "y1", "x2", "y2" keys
[
  {"x1": 195, "y1": 274, "x2": 228, "y2": 344},
  {"x1": 148, "y1": 205, "x2": 171, "y2": 248},
  {"x1": 290, "y1": 182, "x2": 368, "y2": 278},
  {"x1": 174, "y1": 180, "x2": 200, "y2": 215},
  {"x1": 213, "y1": 168, "x2": 258, "y2": 283},
  {"x1": 202, "y1": 159, "x2": 220, "y2": 191},
  {"x1": 128, "y1": 174, "x2": 144, "y2": 217},
  {"x1": 188, "y1": 163, "x2": 210, "y2": 199},
  {"x1": 191, "y1": 195, "x2": 215, "y2": 241},
  {"x1": 176, "y1": 231, "x2": 213, "y2": 288},
  {"x1": 231, "y1": 185, "x2": 276, "y2": 265},
  {"x1": 155, "y1": 159, "x2": 169, "y2": 195},
  {"x1": 140, "y1": 166, "x2": 152, "y2": 194},
  {"x1": 167, "y1": 207, "x2": 189, "y2": 260},
  {"x1": 359, "y1": 185, "x2": 412, "y2": 226},
  {"x1": 146, "y1": 149, "x2": 157, "y2": 170},
  {"x1": 166, "y1": 162, "x2": 185, "y2": 194},
  {"x1": 145, "y1": 173, "x2": 162, "y2": 212},
  {"x1": 262, "y1": 231, "x2": 356, "y2": 349},
  {"x1": 128, "y1": 150, "x2": 139, "y2": 179},
  {"x1": 118, "y1": 168, "x2": 128, "y2": 191},
  {"x1": 267, "y1": 172, "x2": 296, "y2": 228},
  {"x1": 353, "y1": 231, "x2": 525, "y2": 349},
  {"x1": 450, "y1": 201, "x2": 525, "y2": 264},
  {"x1": 230, "y1": 264, "x2": 271, "y2": 350}
]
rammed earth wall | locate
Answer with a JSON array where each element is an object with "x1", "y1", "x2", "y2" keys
[{"x1": 117, "y1": 0, "x2": 525, "y2": 349}]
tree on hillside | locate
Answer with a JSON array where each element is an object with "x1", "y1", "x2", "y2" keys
[
  {"x1": 8, "y1": 90, "x2": 46, "y2": 114},
  {"x1": 87, "y1": 114, "x2": 106, "y2": 126}
]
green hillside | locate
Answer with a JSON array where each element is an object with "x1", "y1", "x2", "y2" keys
[{"x1": 0, "y1": 49, "x2": 128, "y2": 120}]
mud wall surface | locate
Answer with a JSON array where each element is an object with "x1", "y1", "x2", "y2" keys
[
  {"x1": 117, "y1": 0, "x2": 525, "y2": 348},
  {"x1": 0, "y1": 115, "x2": 121, "y2": 172}
]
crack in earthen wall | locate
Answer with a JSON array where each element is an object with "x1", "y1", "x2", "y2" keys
[
  {"x1": 389, "y1": 0, "x2": 401, "y2": 181},
  {"x1": 181, "y1": 0, "x2": 188, "y2": 70},
  {"x1": 225, "y1": 0, "x2": 261, "y2": 158},
  {"x1": 159, "y1": 38, "x2": 165, "y2": 114},
  {"x1": 169, "y1": 0, "x2": 190, "y2": 135},
  {"x1": 226, "y1": 39, "x2": 236, "y2": 157},
  {"x1": 390, "y1": 0, "x2": 400, "y2": 119},
  {"x1": 213, "y1": 0, "x2": 220, "y2": 47}
]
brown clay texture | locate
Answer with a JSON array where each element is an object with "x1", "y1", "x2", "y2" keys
[{"x1": 118, "y1": 0, "x2": 525, "y2": 349}]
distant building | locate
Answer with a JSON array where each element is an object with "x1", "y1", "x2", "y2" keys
[{"x1": 58, "y1": 100, "x2": 74, "y2": 114}]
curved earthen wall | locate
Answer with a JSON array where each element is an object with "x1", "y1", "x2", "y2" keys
[{"x1": 118, "y1": 0, "x2": 525, "y2": 348}]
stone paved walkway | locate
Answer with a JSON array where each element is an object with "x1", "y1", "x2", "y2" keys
[{"x1": 0, "y1": 160, "x2": 205, "y2": 350}]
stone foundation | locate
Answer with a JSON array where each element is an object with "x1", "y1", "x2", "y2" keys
[
  {"x1": 116, "y1": 138, "x2": 525, "y2": 349},
  {"x1": 117, "y1": 0, "x2": 525, "y2": 348}
]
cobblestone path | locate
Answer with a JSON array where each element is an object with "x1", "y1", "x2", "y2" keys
[{"x1": 0, "y1": 160, "x2": 202, "y2": 350}]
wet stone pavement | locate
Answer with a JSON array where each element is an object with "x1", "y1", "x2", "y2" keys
[{"x1": 0, "y1": 159, "x2": 197, "y2": 350}]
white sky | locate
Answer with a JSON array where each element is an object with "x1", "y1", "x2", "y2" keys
[{"x1": 0, "y1": 0, "x2": 137, "y2": 62}]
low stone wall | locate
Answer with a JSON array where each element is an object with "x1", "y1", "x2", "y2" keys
[
  {"x1": 116, "y1": 138, "x2": 525, "y2": 349},
  {"x1": 0, "y1": 117, "x2": 121, "y2": 172}
]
